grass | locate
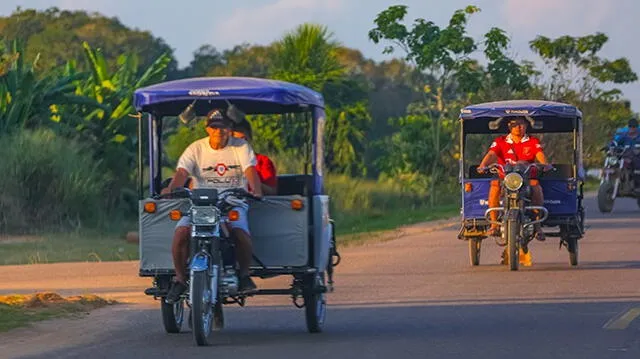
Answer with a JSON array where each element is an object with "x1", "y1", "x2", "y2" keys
[
  {"x1": 0, "y1": 231, "x2": 139, "y2": 266},
  {"x1": 0, "y1": 293, "x2": 116, "y2": 332}
]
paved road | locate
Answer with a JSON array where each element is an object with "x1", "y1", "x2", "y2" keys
[{"x1": 1, "y1": 196, "x2": 639, "y2": 359}]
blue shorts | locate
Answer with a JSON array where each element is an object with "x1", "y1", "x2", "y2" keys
[{"x1": 176, "y1": 206, "x2": 250, "y2": 234}]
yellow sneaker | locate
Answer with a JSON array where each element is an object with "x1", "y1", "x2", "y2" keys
[{"x1": 519, "y1": 248, "x2": 532, "y2": 267}]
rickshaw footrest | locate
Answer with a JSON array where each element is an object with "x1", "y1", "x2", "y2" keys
[{"x1": 144, "y1": 287, "x2": 166, "y2": 297}]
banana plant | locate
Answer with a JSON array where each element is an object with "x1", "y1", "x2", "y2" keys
[{"x1": 0, "y1": 40, "x2": 104, "y2": 134}]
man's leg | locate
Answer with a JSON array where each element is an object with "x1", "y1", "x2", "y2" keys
[
  {"x1": 229, "y1": 207, "x2": 257, "y2": 293},
  {"x1": 488, "y1": 179, "x2": 501, "y2": 236},
  {"x1": 166, "y1": 220, "x2": 191, "y2": 303},
  {"x1": 530, "y1": 181, "x2": 546, "y2": 241}
]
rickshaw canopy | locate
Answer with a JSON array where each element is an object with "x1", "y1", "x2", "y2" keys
[
  {"x1": 134, "y1": 77, "x2": 325, "y2": 115},
  {"x1": 460, "y1": 100, "x2": 582, "y2": 134}
]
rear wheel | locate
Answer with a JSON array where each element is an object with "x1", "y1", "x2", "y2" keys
[
  {"x1": 567, "y1": 238, "x2": 579, "y2": 266},
  {"x1": 303, "y1": 273, "x2": 326, "y2": 333},
  {"x1": 468, "y1": 238, "x2": 481, "y2": 266},
  {"x1": 161, "y1": 298, "x2": 184, "y2": 333},
  {"x1": 597, "y1": 181, "x2": 615, "y2": 213}
]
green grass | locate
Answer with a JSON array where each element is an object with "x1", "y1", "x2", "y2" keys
[
  {"x1": 0, "y1": 231, "x2": 139, "y2": 266},
  {"x1": 335, "y1": 204, "x2": 459, "y2": 236}
]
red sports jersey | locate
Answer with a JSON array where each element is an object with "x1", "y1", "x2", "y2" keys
[
  {"x1": 255, "y1": 153, "x2": 277, "y2": 187},
  {"x1": 489, "y1": 134, "x2": 542, "y2": 164}
]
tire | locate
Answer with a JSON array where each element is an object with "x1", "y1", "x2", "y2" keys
[
  {"x1": 506, "y1": 218, "x2": 519, "y2": 271},
  {"x1": 567, "y1": 238, "x2": 579, "y2": 266},
  {"x1": 597, "y1": 182, "x2": 615, "y2": 213},
  {"x1": 304, "y1": 273, "x2": 326, "y2": 333},
  {"x1": 161, "y1": 298, "x2": 184, "y2": 333},
  {"x1": 468, "y1": 238, "x2": 481, "y2": 266},
  {"x1": 191, "y1": 270, "x2": 214, "y2": 346}
]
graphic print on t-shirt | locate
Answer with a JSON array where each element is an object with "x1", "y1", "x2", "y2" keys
[{"x1": 176, "y1": 137, "x2": 257, "y2": 191}]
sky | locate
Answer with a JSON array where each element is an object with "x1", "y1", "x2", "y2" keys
[{"x1": 2, "y1": 0, "x2": 640, "y2": 111}]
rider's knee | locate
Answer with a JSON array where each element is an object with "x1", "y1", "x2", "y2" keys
[{"x1": 174, "y1": 226, "x2": 190, "y2": 244}]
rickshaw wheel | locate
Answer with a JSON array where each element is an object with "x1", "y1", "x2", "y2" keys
[
  {"x1": 161, "y1": 297, "x2": 184, "y2": 333},
  {"x1": 506, "y1": 220, "x2": 519, "y2": 271},
  {"x1": 567, "y1": 238, "x2": 579, "y2": 266},
  {"x1": 597, "y1": 182, "x2": 614, "y2": 213},
  {"x1": 303, "y1": 273, "x2": 326, "y2": 333},
  {"x1": 468, "y1": 238, "x2": 481, "y2": 266}
]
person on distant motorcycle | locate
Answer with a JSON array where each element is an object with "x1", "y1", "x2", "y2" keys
[
  {"x1": 477, "y1": 116, "x2": 551, "y2": 243},
  {"x1": 609, "y1": 118, "x2": 640, "y2": 191},
  {"x1": 162, "y1": 109, "x2": 263, "y2": 304}
]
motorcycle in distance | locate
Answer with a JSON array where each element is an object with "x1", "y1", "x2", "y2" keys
[
  {"x1": 155, "y1": 187, "x2": 261, "y2": 345},
  {"x1": 597, "y1": 143, "x2": 640, "y2": 212},
  {"x1": 479, "y1": 162, "x2": 553, "y2": 271}
]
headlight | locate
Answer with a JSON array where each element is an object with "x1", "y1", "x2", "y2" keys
[
  {"x1": 606, "y1": 156, "x2": 618, "y2": 166},
  {"x1": 503, "y1": 173, "x2": 524, "y2": 191},
  {"x1": 191, "y1": 206, "x2": 219, "y2": 225}
]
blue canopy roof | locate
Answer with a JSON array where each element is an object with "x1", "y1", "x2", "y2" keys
[
  {"x1": 460, "y1": 100, "x2": 582, "y2": 119},
  {"x1": 134, "y1": 77, "x2": 324, "y2": 114}
]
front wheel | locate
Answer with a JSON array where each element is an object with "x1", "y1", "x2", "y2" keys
[
  {"x1": 304, "y1": 273, "x2": 327, "y2": 333},
  {"x1": 468, "y1": 238, "x2": 481, "y2": 266},
  {"x1": 191, "y1": 271, "x2": 214, "y2": 346},
  {"x1": 597, "y1": 181, "x2": 615, "y2": 213},
  {"x1": 506, "y1": 218, "x2": 519, "y2": 271}
]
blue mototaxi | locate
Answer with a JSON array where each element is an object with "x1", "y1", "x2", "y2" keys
[
  {"x1": 133, "y1": 77, "x2": 340, "y2": 334},
  {"x1": 457, "y1": 100, "x2": 586, "y2": 266}
]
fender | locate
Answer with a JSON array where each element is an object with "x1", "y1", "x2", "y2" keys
[
  {"x1": 190, "y1": 251, "x2": 210, "y2": 272},
  {"x1": 506, "y1": 208, "x2": 520, "y2": 221}
]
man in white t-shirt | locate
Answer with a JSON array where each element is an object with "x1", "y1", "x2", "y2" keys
[{"x1": 162, "y1": 109, "x2": 263, "y2": 303}]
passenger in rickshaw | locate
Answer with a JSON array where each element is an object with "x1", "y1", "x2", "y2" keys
[
  {"x1": 477, "y1": 116, "x2": 551, "y2": 243},
  {"x1": 231, "y1": 120, "x2": 278, "y2": 195},
  {"x1": 161, "y1": 109, "x2": 264, "y2": 303}
]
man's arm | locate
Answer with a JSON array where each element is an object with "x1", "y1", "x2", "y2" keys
[
  {"x1": 244, "y1": 167, "x2": 263, "y2": 197},
  {"x1": 478, "y1": 150, "x2": 498, "y2": 170},
  {"x1": 161, "y1": 168, "x2": 190, "y2": 195},
  {"x1": 535, "y1": 151, "x2": 548, "y2": 165}
]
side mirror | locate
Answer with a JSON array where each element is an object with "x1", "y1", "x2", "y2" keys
[
  {"x1": 225, "y1": 100, "x2": 246, "y2": 124},
  {"x1": 178, "y1": 100, "x2": 197, "y2": 124},
  {"x1": 488, "y1": 118, "x2": 501, "y2": 130},
  {"x1": 531, "y1": 120, "x2": 543, "y2": 130}
]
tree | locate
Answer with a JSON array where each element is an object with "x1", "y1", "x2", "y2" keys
[
  {"x1": 270, "y1": 23, "x2": 372, "y2": 175},
  {"x1": 0, "y1": 8, "x2": 178, "y2": 76}
]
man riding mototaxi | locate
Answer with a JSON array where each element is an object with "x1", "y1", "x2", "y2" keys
[
  {"x1": 477, "y1": 116, "x2": 552, "y2": 264},
  {"x1": 609, "y1": 118, "x2": 640, "y2": 193}
]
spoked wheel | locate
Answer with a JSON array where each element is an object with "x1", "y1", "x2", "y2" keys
[
  {"x1": 468, "y1": 238, "x2": 481, "y2": 266},
  {"x1": 303, "y1": 273, "x2": 327, "y2": 333},
  {"x1": 161, "y1": 297, "x2": 185, "y2": 333},
  {"x1": 567, "y1": 238, "x2": 579, "y2": 266},
  {"x1": 506, "y1": 219, "x2": 519, "y2": 271},
  {"x1": 191, "y1": 271, "x2": 214, "y2": 346},
  {"x1": 597, "y1": 182, "x2": 615, "y2": 213}
]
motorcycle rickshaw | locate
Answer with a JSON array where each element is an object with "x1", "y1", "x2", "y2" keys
[
  {"x1": 597, "y1": 142, "x2": 640, "y2": 212},
  {"x1": 457, "y1": 100, "x2": 586, "y2": 269},
  {"x1": 133, "y1": 77, "x2": 340, "y2": 345}
]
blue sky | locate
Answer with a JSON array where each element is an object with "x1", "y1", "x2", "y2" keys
[{"x1": 3, "y1": 0, "x2": 640, "y2": 110}]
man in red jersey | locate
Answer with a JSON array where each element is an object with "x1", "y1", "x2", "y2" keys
[
  {"x1": 232, "y1": 120, "x2": 278, "y2": 195},
  {"x1": 477, "y1": 117, "x2": 551, "y2": 245}
]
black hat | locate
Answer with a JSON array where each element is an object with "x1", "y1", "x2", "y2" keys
[
  {"x1": 206, "y1": 109, "x2": 233, "y2": 128},
  {"x1": 628, "y1": 118, "x2": 638, "y2": 128}
]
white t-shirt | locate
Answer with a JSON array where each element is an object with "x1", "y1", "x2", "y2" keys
[{"x1": 176, "y1": 137, "x2": 257, "y2": 191}]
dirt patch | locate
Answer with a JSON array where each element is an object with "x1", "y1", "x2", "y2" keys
[
  {"x1": 0, "y1": 235, "x2": 45, "y2": 244},
  {"x1": 0, "y1": 292, "x2": 117, "y2": 332}
]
